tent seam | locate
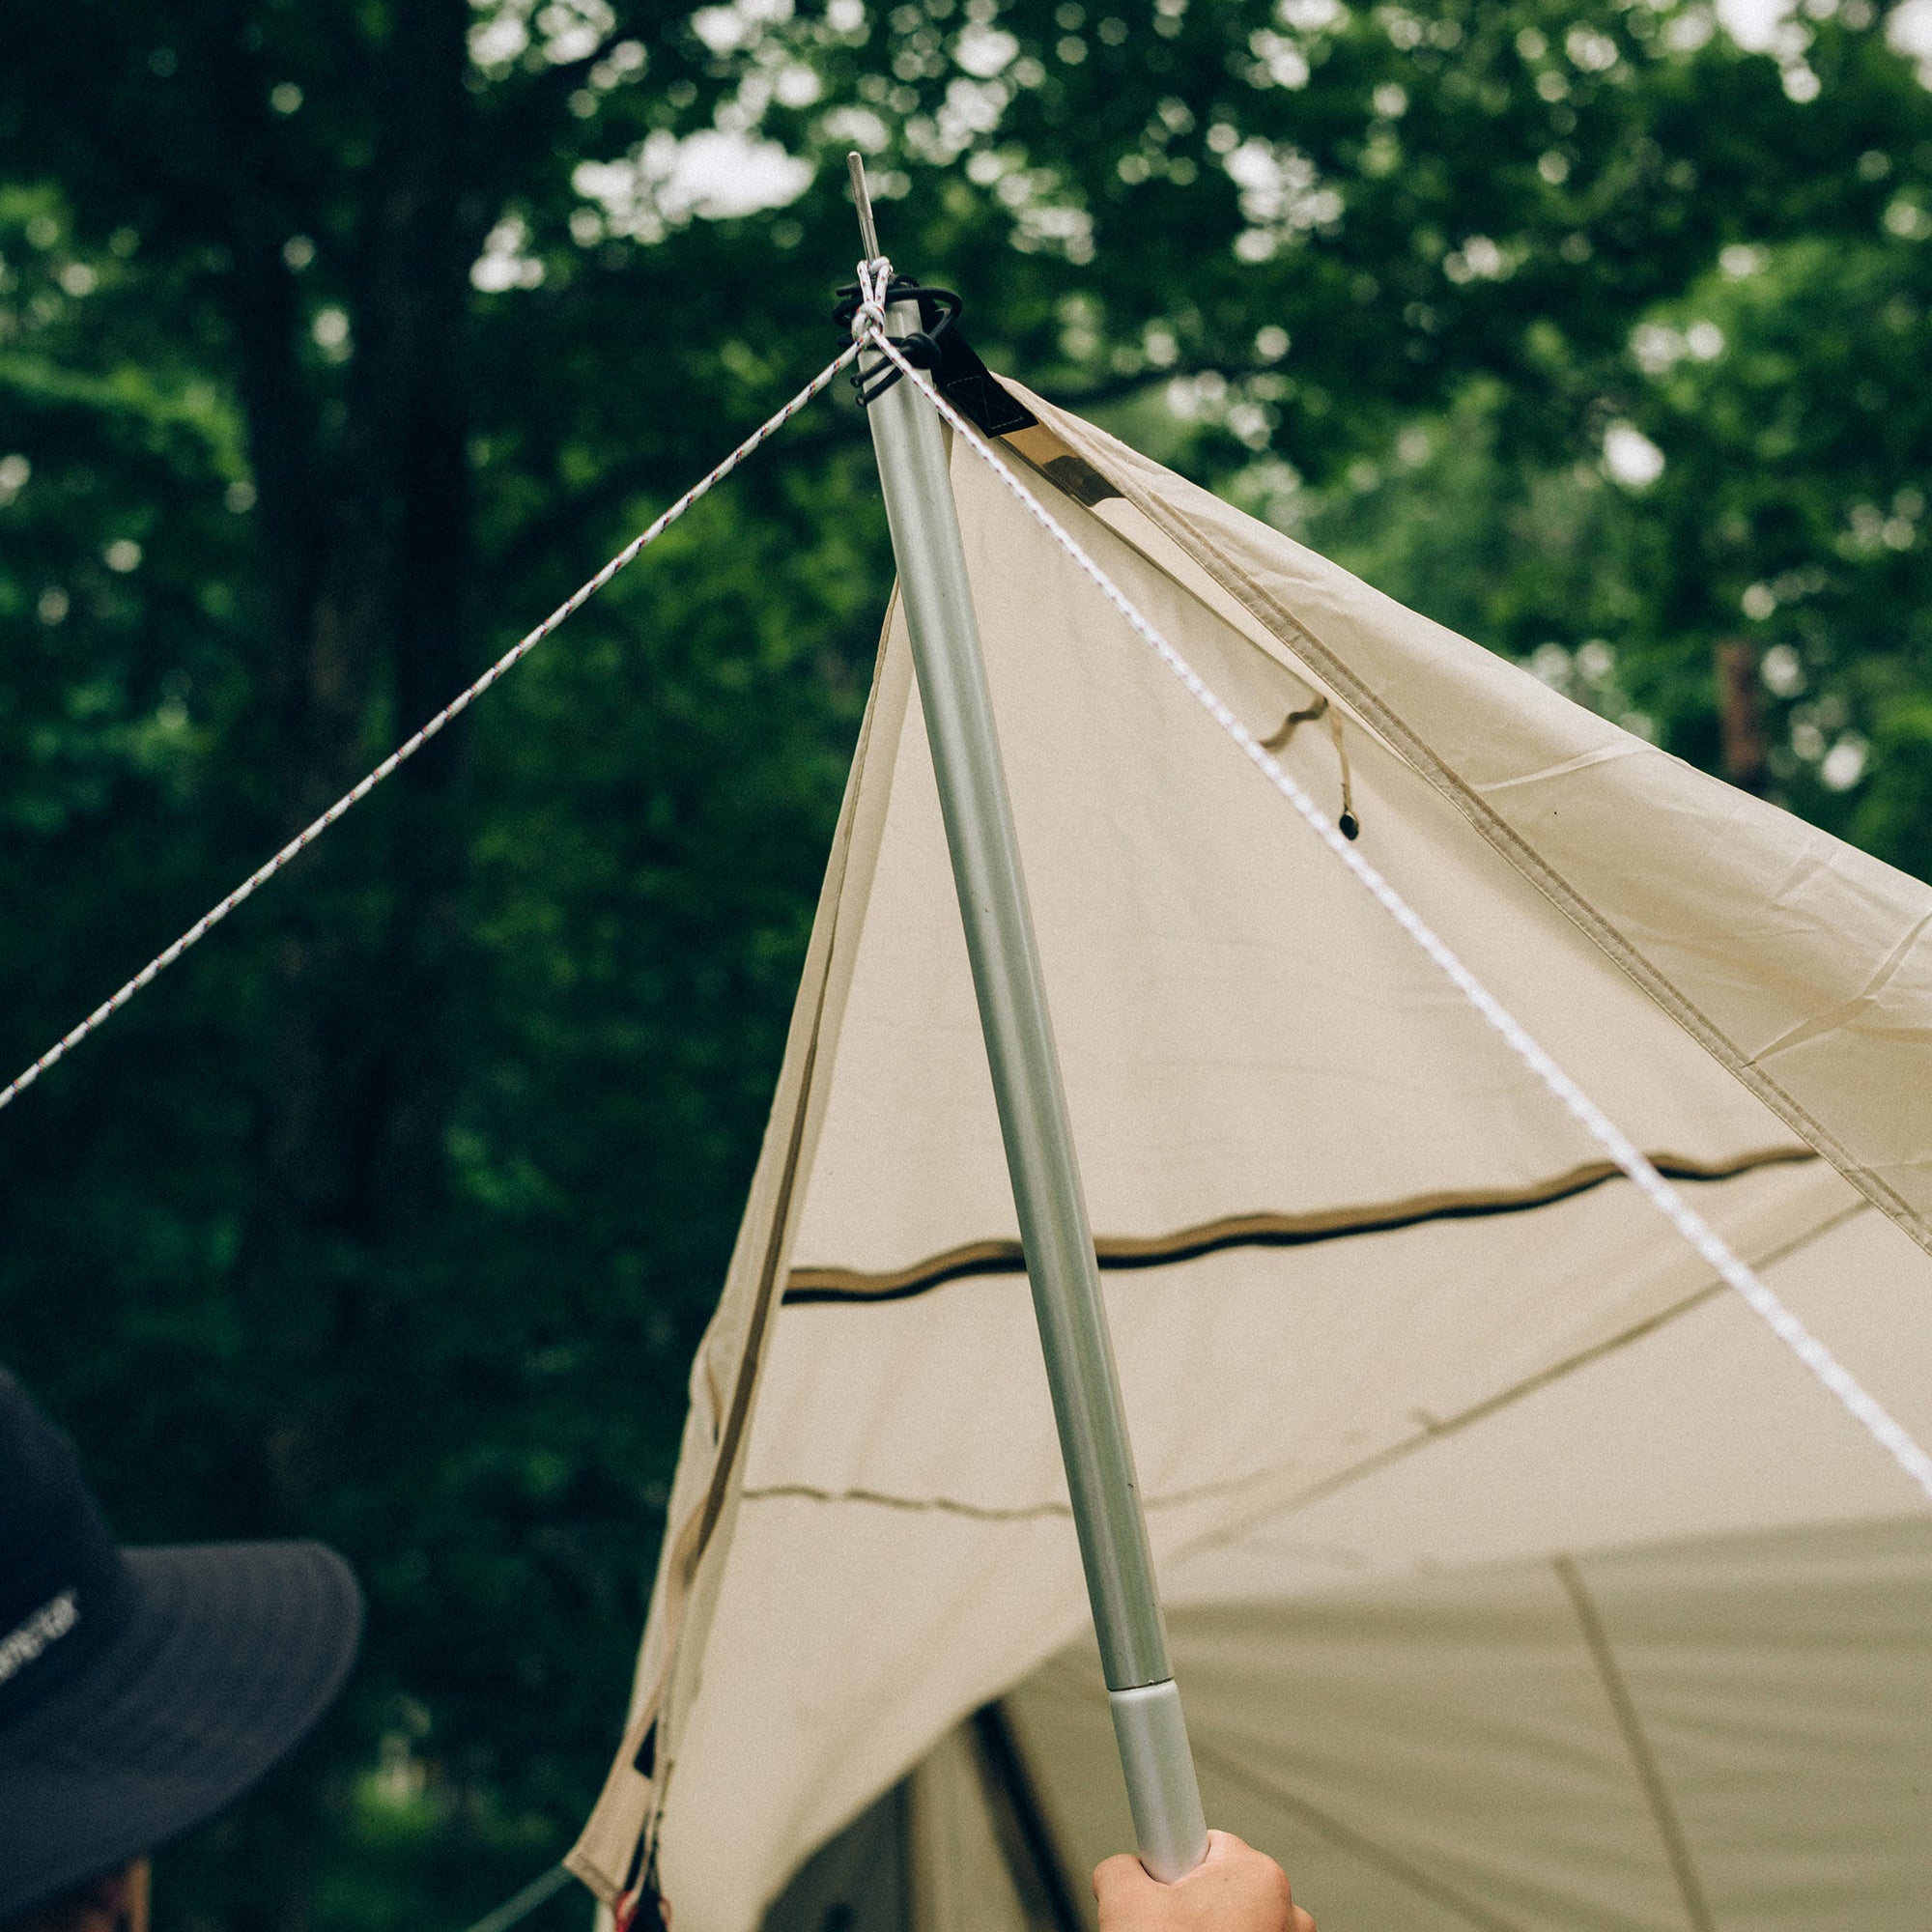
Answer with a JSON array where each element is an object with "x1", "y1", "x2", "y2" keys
[
  {"x1": 1039, "y1": 433, "x2": 1931, "y2": 1260},
  {"x1": 1183, "y1": 1736, "x2": 1527, "y2": 1931},
  {"x1": 739, "y1": 1464, "x2": 1305, "y2": 1520},
  {"x1": 969, "y1": 1702, "x2": 1086, "y2": 1932},
  {"x1": 1552, "y1": 1556, "x2": 1717, "y2": 1932},
  {"x1": 743, "y1": 1192, "x2": 1864, "y2": 1536},
  {"x1": 1179, "y1": 1197, "x2": 1870, "y2": 1564},
  {"x1": 781, "y1": 1146, "x2": 1818, "y2": 1304}
]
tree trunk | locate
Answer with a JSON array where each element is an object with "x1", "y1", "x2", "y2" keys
[
  {"x1": 215, "y1": 0, "x2": 480, "y2": 1491},
  {"x1": 1714, "y1": 638, "x2": 1770, "y2": 796}
]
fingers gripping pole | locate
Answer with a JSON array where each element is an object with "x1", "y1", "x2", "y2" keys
[{"x1": 844, "y1": 160, "x2": 1208, "y2": 1882}]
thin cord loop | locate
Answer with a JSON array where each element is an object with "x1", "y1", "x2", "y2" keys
[
  {"x1": 850, "y1": 255, "x2": 895, "y2": 343},
  {"x1": 0, "y1": 345, "x2": 860, "y2": 1116},
  {"x1": 856, "y1": 317, "x2": 1932, "y2": 1505}
]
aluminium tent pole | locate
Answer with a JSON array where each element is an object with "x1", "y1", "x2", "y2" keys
[{"x1": 845, "y1": 154, "x2": 1208, "y2": 1884}]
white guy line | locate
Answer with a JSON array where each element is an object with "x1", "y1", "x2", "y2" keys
[
  {"x1": 855, "y1": 290, "x2": 1932, "y2": 1506},
  {"x1": 0, "y1": 344, "x2": 860, "y2": 1115}
]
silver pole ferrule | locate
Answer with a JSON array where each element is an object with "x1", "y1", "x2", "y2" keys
[{"x1": 1108, "y1": 1681, "x2": 1210, "y2": 1882}]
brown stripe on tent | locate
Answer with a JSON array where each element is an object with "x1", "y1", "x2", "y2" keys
[{"x1": 782, "y1": 1145, "x2": 1819, "y2": 1306}]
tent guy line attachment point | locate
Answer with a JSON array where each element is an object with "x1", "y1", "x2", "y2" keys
[
  {"x1": 851, "y1": 316, "x2": 1932, "y2": 1511},
  {"x1": 0, "y1": 343, "x2": 859, "y2": 1119}
]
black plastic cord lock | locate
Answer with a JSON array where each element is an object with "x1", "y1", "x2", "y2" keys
[{"x1": 832, "y1": 274, "x2": 963, "y2": 406}]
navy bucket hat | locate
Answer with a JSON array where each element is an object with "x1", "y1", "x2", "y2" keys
[{"x1": 0, "y1": 1368, "x2": 361, "y2": 1918}]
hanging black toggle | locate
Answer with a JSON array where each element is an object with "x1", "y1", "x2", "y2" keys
[{"x1": 832, "y1": 274, "x2": 1039, "y2": 437}]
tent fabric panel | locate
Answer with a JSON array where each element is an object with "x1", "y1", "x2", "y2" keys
[
  {"x1": 792, "y1": 439, "x2": 1804, "y2": 1282},
  {"x1": 1574, "y1": 1517, "x2": 1932, "y2": 1925},
  {"x1": 1009, "y1": 1586, "x2": 1694, "y2": 1932},
  {"x1": 760, "y1": 1779, "x2": 913, "y2": 1932},
  {"x1": 646, "y1": 1162, "x2": 1894, "y2": 1931},
  {"x1": 653, "y1": 1499, "x2": 1109, "y2": 1932},
  {"x1": 578, "y1": 384, "x2": 1932, "y2": 1922},
  {"x1": 1001, "y1": 384, "x2": 1932, "y2": 1246},
  {"x1": 908, "y1": 1724, "x2": 1043, "y2": 1932},
  {"x1": 1167, "y1": 1200, "x2": 1932, "y2": 1601},
  {"x1": 749, "y1": 1161, "x2": 1861, "y2": 1549},
  {"x1": 1008, "y1": 1517, "x2": 1932, "y2": 1931}
]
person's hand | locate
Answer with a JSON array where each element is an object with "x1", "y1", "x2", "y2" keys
[{"x1": 1094, "y1": 1831, "x2": 1313, "y2": 1932}]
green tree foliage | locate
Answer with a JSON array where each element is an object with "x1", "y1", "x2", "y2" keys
[{"x1": 1, "y1": 0, "x2": 1929, "y2": 1925}]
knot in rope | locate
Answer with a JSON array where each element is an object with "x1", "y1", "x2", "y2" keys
[{"x1": 850, "y1": 256, "x2": 895, "y2": 345}]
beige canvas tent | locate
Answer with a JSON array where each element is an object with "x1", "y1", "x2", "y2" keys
[{"x1": 568, "y1": 380, "x2": 1932, "y2": 1932}]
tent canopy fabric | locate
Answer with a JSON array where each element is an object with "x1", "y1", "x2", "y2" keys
[{"x1": 567, "y1": 384, "x2": 1932, "y2": 1932}]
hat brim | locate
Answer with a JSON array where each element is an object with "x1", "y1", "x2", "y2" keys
[{"x1": 0, "y1": 1541, "x2": 362, "y2": 1918}]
